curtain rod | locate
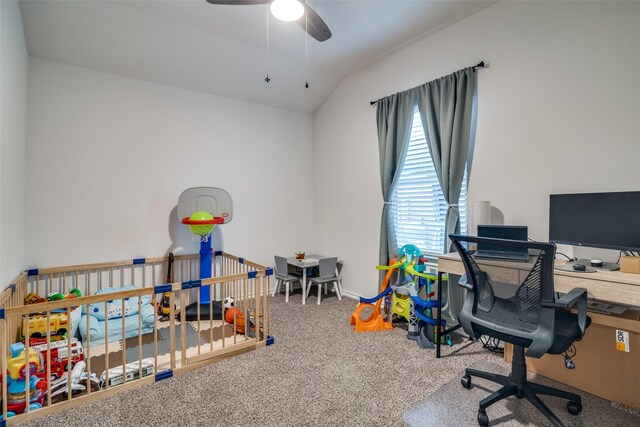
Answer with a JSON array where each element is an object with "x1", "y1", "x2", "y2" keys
[{"x1": 369, "y1": 61, "x2": 486, "y2": 106}]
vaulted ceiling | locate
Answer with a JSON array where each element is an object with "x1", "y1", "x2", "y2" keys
[{"x1": 21, "y1": 0, "x2": 495, "y2": 113}]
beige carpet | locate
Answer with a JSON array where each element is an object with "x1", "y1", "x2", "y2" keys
[{"x1": 20, "y1": 291, "x2": 635, "y2": 426}]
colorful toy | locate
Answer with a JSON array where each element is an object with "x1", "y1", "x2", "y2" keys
[
  {"x1": 398, "y1": 248, "x2": 452, "y2": 349},
  {"x1": 24, "y1": 293, "x2": 45, "y2": 305},
  {"x1": 22, "y1": 312, "x2": 69, "y2": 339},
  {"x1": 99, "y1": 358, "x2": 154, "y2": 390},
  {"x1": 178, "y1": 187, "x2": 231, "y2": 321},
  {"x1": 157, "y1": 252, "x2": 175, "y2": 322},
  {"x1": 350, "y1": 244, "x2": 451, "y2": 349},
  {"x1": 186, "y1": 211, "x2": 216, "y2": 237},
  {"x1": 24, "y1": 288, "x2": 80, "y2": 307},
  {"x1": 223, "y1": 307, "x2": 264, "y2": 339},
  {"x1": 349, "y1": 258, "x2": 397, "y2": 332},
  {"x1": 223, "y1": 297, "x2": 235, "y2": 308},
  {"x1": 47, "y1": 288, "x2": 81, "y2": 302},
  {"x1": 49, "y1": 361, "x2": 99, "y2": 398},
  {"x1": 4, "y1": 342, "x2": 48, "y2": 416},
  {"x1": 225, "y1": 306, "x2": 241, "y2": 324},
  {"x1": 30, "y1": 338, "x2": 85, "y2": 381},
  {"x1": 391, "y1": 293, "x2": 412, "y2": 323}
]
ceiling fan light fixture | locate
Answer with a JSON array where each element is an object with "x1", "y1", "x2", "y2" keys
[{"x1": 270, "y1": 0, "x2": 304, "y2": 22}]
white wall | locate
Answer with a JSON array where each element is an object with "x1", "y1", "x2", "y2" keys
[
  {"x1": 26, "y1": 59, "x2": 315, "y2": 269},
  {"x1": 1, "y1": 0, "x2": 28, "y2": 286},
  {"x1": 314, "y1": 1, "x2": 640, "y2": 298}
]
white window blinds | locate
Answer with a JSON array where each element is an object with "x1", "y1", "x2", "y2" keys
[{"x1": 389, "y1": 106, "x2": 467, "y2": 255}]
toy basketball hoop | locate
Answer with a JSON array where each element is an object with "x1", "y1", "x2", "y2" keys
[
  {"x1": 181, "y1": 213, "x2": 224, "y2": 242},
  {"x1": 178, "y1": 187, "x2": 233, "y2": 242}
]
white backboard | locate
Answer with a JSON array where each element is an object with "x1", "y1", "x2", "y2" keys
[{"x1": 177, "y1": 187, "x2": 233, "y2": 224}]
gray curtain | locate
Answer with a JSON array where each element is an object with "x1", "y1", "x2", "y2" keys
[
  {"x1": 417, "y1": 67, "x2": 477, "y2": 319},
  {"x1": 376, "y1": 92, "x2": 415, "y2": 269}
]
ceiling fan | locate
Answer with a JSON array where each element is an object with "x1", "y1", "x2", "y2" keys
[{"x1": 205, "y1": 0, "x2": 332, "y2": 42}]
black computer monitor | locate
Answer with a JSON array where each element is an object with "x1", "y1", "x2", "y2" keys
[{"x1": 549, "y1": 191, "x2": 640, "y2": 252}]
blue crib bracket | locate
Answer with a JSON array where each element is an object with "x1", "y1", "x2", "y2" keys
[
  {"x1": 215, "y1": 250, "x2": 223, "y2": 256},
  {"x1": 9, "y1": 284, "x2": 16, "y2": 294},
  {"x1": 155, "y1": 369, "x2": 173, "y2": 382},
  {"x1": 26, "y1": 268, "x2": 39, "y2": 277},
  {"x1": 247, "y1": 271, "x2": 257, "y2": 279},
  {"x1": 266, "y1": 335, "x2": 275, "y2": 346},
  {"x1": 154, "y1": 284, "x2": 172, "y2": 294},
  {"x1": 132, "y1": 258, "x2": 146, "y2": 265},
  {"x1": 1, "y1": 417, "x2": 6, "y2": 427},
  {"x1": 238, "y1": 257, "x2": 245, "y2": 264},
  {"x1": 0, "y1": 308, "x2": 5, "y2": 320},
  {"x1": 265, "y1": 267, "x2": 274, "y2": 276},
  {"x1": 182, "y1": 280, "x2": 202, "y2": 290}
]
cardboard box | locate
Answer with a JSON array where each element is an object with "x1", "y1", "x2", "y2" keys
[
  {"x1": 620, "y1": 256, "x2": 640, "y2": 274},
  {"x1": 506, "y1": 308, "x2": 640, "y2": 410}
]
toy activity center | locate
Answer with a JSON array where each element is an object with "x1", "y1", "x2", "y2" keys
[{"x1": 2, "y1": 1, "x2": 640, "y2": 426}]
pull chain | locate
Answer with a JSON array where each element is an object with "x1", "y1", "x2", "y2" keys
[
  {"x1": 265, "y1": 9, "x2": 271, "y2": 83},
  {"x1": 305, "y1": 12, "x2": 309, "y2": 88}
]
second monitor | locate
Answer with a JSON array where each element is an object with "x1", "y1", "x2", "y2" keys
[{"x1": 474, "y1": 225, "x2": 529, "y2": 262}]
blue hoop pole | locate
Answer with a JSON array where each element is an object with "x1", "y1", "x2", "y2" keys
[{"x1": 200, "y1": 237, "x2": 212, "y2": 302}]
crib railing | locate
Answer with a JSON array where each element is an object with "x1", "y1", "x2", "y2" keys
[
  {"x1": 25, "y1": 253, "x2": 201, "y2": 298},
  {"x1": 0, "y1": 272, "x2": 27, "y2": 345},
  {"x1": 0, "y1": 252, "x2": 272, "y2": 425}
]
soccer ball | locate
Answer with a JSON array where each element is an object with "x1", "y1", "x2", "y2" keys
[{"x1": 223, "y1": 297, "x2": 234, "y2": 308}]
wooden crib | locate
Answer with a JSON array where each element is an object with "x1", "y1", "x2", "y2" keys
[{"x1": 0, "y1": 252, "x2": 272, "y2": 425}]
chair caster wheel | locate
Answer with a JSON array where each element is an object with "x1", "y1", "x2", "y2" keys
[
  {"x1": 461, "y1": 375, "x2": 472, "y2": 389},
  {"x1": 477, "y1": 410, "x2": 489, "y2": 426},
  {"x1": 566, "y1": 401, "x2": 582, "y2": 415}
]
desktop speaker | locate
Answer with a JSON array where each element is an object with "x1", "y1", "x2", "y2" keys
[{"x1": 620, "y1": 256, "x2": 640, "y2": 274}]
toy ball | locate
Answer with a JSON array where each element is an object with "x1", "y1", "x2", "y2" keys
[
  {"x1": 223, "y1": 297, "x2": 234, "y2": 308},
  {"x1": 225, "y1": 307, "x2": 240, "y2": 324},
  {"x1": 188, "y1": 211, "x2": 214, "y2": 237}
]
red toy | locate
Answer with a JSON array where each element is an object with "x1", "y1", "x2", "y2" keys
[{"x1": 225, "y1": 307, "x2": 240, "y2": 324}]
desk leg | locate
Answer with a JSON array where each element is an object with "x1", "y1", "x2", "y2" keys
[
  {"x1": 436, "y1": 271, "x2": 443, "y2": 358},
  {"x1": 302, "y1": 268, "x2": 307, "y2": 305},
  {"x1": 435, "y1": 271, "x2": 463, "y2": 358}
]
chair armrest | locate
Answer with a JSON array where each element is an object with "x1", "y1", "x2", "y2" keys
[
  {"x1": 542, "y1": 287, "x2": 588, "y2": 336},
  {"x1": 458, "y1": 274, "x2": 473, "y2": 291}
]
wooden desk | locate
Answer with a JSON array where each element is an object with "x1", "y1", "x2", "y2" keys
[{"x1": 437, "y1": 252, "x2": 640, "y2": 307}]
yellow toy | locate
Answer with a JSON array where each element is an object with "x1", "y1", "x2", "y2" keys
[
  {"x1": 4, "y1": 342, "x2": 48, "y2": 417},
  {"x1": 22, "y1": 312, "x2": 69, "y2": 339},
  {"x1": 391, "y1": 293, "x2": 412, "y2": 323},
  {"x1": 7, "y1": 344, "x2": 43, "y2": 379}
]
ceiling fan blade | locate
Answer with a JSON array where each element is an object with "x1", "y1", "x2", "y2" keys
[
  {"x1": 205, "y1": 0, "x2": 271, "y2": 5},
  {"x1": 298, "y1": 3, "x2": 332, "y2": 42}
]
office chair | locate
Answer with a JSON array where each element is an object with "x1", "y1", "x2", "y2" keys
[
  {"x1": 449, "y1": 234, "x2": 590, "y2": 427},
  {"x1": 272, "y1": 256, "x2": 302, "y2": 303},
  {"x1": 306, "y1": 257, "x2": 340, "y2": 305}
]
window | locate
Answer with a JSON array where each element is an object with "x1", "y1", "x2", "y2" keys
[{"x1": 389, "y1": 106, "x2": 467, "y2": 255}]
